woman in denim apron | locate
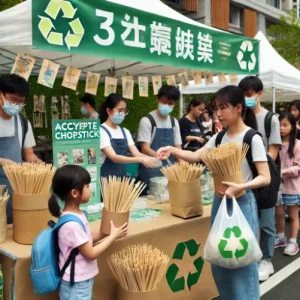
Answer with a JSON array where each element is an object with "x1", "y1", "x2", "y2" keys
[
  {"x1": 157, "y1": 86, "x2": 271, "y2": 300},
  {"x1": 99, "y1": 94, "x2": 157, "y2": 178}
]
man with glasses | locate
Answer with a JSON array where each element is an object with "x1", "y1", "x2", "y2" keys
[{"x1": 0, "y1": 74, "x2": 40, "y2": 223}]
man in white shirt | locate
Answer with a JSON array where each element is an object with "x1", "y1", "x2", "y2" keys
[
  {"x1": 80, "y1": 94, "x2": 99, "y2": 120},
  {"x1": 0, "y1": 74, "x2": 40, "y2": 223},
  {"x1": 138, "y1": 85, "x2": 182, "y2": 191}
]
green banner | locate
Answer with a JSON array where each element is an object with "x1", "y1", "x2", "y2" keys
[
  {"x1": 32, "y1": 0, "x2": 259, "y2": 74},
  {"x1": 52, "y1": 119, "x2": 101, "y2": 207}
]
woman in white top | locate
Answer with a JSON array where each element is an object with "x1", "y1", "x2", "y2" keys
[
  {"x1": 157, "y1": 86, "x2": 270, "y2": 300},
  {"x1": 100, "y1": 94, "x2": 157, "y2": 177}
]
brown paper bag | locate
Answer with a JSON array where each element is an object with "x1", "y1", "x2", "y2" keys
[
  {"x1": 118, "y1": 285, "x2": 159, "y2": 300},
  {"x1": 100, "y1": 208, "x2": 129, "y2": 235},
  {"x1": 0, "y1": 200, "x2": 8, "y2": 244},
  {"x1": 168, "y1": 179, "x2": 203, "y2": 219},
  {"x1": 213, "y1": 171, "x2": 246, "y2": 198},
  {"x1": 12, "y1": 192, "x2": 52, "y2": 245}
]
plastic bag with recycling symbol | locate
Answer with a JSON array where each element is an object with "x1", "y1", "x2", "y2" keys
[{"x1": 204, "y1": 196, "x2": 262, "y2": 269}]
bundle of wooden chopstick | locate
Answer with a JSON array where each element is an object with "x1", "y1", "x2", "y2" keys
[
  {"x1": 101, "y1": 176, "x2": 146, "y2": 213},
  {"x1": 3, "y1": 163, "x2": 55, "y2": 195},
  {"x1": 202, "y1": 142, "x2": 249, "y2": 176},
  {"x1": 160, "y1": 160, "x2": 205, "y2": 182},
  {"x1": 108, "y1": 244, "x2": 170, "y2": 292},
  {"x1": 0, "y1": 186, "x2": 9, "y2": 204}
]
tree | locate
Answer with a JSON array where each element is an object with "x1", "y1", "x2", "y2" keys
[
  {"x1": 267, "y1": 9, "x2": 300, "y2": 68},
  {"x1": 0, "y1": 0, "x2": 23, "y2": 12}
]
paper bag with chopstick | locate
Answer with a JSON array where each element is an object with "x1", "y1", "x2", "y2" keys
[
  {"x1": 0, "y1": 186, "x2": 9, "y2": 244},
  {"x1": 168, "y1": 179, "x2": 203, "y2": 219},
  {"x1": 161, "y1": 162, "x2": 205, "y2": 219}
]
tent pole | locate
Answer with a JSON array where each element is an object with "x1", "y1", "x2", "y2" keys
[
  {"x1": 272, "y1": 87, "x2": 276, "y2": 113},
  {"x1": 179, "y1": 93, "x2": 184, "y2": 118}
]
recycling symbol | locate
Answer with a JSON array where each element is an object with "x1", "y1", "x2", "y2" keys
[
  {"x1": 237, "y1": 41, "x2": 257, "y2": 72},
  {"x1": 166, "y1": 239, "x2": 204, "y2": 293},
  {"x1": 38, "y1": 0, "x2": 84, "y2": 50},
  {"x1": 218, "y1": 226, "x2": 248, "y2": 259}
]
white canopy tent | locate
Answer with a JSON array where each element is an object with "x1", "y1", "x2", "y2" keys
[
  {"x1": 0, "y1": 0, "x2": 224, "y2": 80},
  {"x1": 179, "y1": 31, "x2": 300, "y2": 113}
]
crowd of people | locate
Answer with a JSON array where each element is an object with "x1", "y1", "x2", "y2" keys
[{"x1": 1, "y1": 73, "x2": 300, "y2": 299}]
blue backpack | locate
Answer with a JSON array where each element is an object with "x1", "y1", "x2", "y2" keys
[{"x1": 30, "y1": 215, "x2": 86, "y2": 295}]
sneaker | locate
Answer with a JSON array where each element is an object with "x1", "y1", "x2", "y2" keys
[
  {"x1": 283, "y1": 242, "x2": 299, "y2": 256},
  {"x1": 258, "y1": 260, "x2": 274, "y2": 282},
  {"x1": 274, "y1": 236, "x2": 287, "y2": 248}
]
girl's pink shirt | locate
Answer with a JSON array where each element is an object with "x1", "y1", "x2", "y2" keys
[
  {"x1": 58, "y1": 211, "x2": 99, "y2": 282},
  {"x1": 280, "y1": 139, "x2": 300, "y2": 194}
]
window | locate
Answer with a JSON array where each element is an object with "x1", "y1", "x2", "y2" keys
[
  {"x1": 266, "y1": 0, "x2": 281, "y2": 9},
  {"x1": 230, "y1": 5, "x2": 244, "y2": 29}
]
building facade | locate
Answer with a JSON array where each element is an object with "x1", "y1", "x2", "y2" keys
[{"x1": 164, "y1": 0, "x2": 294, "y2": 37}]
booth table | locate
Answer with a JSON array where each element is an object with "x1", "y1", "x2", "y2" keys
[{"x1": 0, "y1": 203, "x2": 218, "y2": 300}]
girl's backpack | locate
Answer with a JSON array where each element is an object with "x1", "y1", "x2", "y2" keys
[{"x1": 30, "y1": 215, "x2": 86, "y2": 295}]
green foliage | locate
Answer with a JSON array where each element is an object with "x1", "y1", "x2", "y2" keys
[
  {"x1": 24, "y1": 77, "x2": 178, "y2": 139},
  {"x1": 267, "y1": 9, "x2": 300, "y2": 67},
  {"x1": 0, "y1": 0, "x2": 23, "y2": 11}
]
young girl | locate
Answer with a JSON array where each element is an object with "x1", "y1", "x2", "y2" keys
[
  {"x1": 99, "y1": 93, "x2": 158, "y2": 177},
  {"x1": 289, "y1": 99, "x2": 300, "y2": 140},
  {"x1": 48, "y1": 165, "x2": 128, "y2": 300},
  {"x1": 275, "y1": 112, "x2": 300, "y2": 256},
  {"x1": 157, "y1": 86, "x2": 270, "y2": 300},
  {"x1": 179, "y1": 97, "x2": 206, "y2": 152}
]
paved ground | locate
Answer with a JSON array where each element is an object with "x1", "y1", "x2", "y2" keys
[{"x1": 214, "y1": 221, "x2": 300, "y2": 300}]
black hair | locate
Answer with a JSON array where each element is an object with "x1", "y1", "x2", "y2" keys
[
  {"x1": 186, "y1": 96, "x2": 205, "y2": 114},
  {"x1": 99, "y1": 93, "x2": 126, "y2": 124},
  {"x1": 279, "y1": 112, "x2": 296, "y2": 159},
  {"x1": 0, "y1": 74, "x2": 29, "y2": 97},
  {"x1": 238, "y1": 76, "x2": 263, "y2": 93},
  {"x1": 157, "y1": 85, "x2": 180, "y2": 101},
  {"x1": 289, "y1": 100, "x2": 300, "y2": 118},
  {"x1": 80, "y1": 93, "x2": 96, "y2": 109},
  {"x1": 48, "y1": 165, "x2": 91, "y2": 218},
  {"x1": 211, "y1": 85, "x2": 257, "y2": 130}
]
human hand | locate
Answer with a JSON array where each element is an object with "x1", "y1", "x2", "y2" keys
[
  {"x1": 221, "y1": 182, "x2": 244, "y2": 198},
  {"x1": 156, "y1": 146, "x2": 172, "y2": 161},
  {"x1": 197, "y1": 137, "x2": 205, "y2": 144},
  {"x1": 139, "y1": 157, "x2": 160, "y2": 168},
  {"x1": 110, "y1": 221, "x2": 128, "y2": 239}
]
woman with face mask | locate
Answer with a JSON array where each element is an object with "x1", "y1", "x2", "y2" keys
[{"x1": 99, "y1": 93, "x2": 158, "y2": 178}]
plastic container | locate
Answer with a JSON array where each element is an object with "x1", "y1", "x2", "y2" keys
[{"x1": 149, "y1": 177, "x2": 169, "y2": 202}]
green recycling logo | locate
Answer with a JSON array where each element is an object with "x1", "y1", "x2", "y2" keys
[
  {"x1": 218, "y1": 226, "x2": 248, "y2": 259},
  {"x1": 38, "y1": 0, "x2": 84, "y2": 50},
  {"x1": 166, "y1": 239, "x2": 204, "y2": 293},
  {"x1": 237, "y1": 41, "x2": 257, "y2": 72}
]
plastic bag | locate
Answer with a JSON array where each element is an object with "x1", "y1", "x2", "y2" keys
[{"x1": 204, "y1": 196, "x2": 262, "y2": 269}]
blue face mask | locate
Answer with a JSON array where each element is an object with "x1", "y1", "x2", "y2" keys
[
  {"x1": 110, "y1": 112, "x2": 126, "y2": 125},
  {"x1": 158, "y1": 103, "x2": 174, "y2": 116},
  {"x1": 2, "y1": 100, "x2": 21, "y2": 116},
  {"x1": 245, "y1": 96, "x2": 257, "y2": 109},
  {"x1": 81, "y1": 106, "x2": 88, "y2": 116}
]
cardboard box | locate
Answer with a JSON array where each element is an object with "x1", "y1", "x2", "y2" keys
[
  {"x1": 213, "y1": 171, "x2": 245, "y2": 198},
  {"x1": 100, "y1": 208, "x2": 129, "y2": 235},
  {"x1": 168, "y1": 179, "x2": 203, "y2": 219},
  {"x1": 12, "y1": 192, "x2": 51, "y2": 245}
]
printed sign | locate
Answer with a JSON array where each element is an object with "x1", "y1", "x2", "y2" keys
[
  {"x1": 32, "y1": 0, "x2": 259, "y2": 74},
  {"x1": 52, "y1": 119, "x2": 101, "y2": 206}
]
